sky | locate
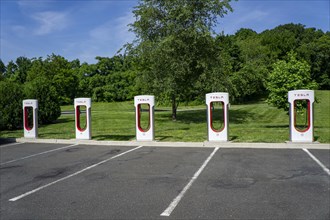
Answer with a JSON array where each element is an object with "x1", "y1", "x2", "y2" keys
[{"x1": 1, "y1": 0, "x2": 329, "y2": 64}]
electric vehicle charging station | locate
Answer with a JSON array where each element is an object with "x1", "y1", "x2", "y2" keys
[
  {"x1": 134, "y1": 95, "x2": 155, "y2": 141},
  {"x1": 74, "y1": 98, "x2": 92, "y2": 140},
  {"x1": 288, "y1": 90, "x2": 314, "y2": 142},
  {"x1": 206, "y1": 92, "x2": 229, "y2": 142},
  {"x1": 23, "y1": 99, "x2": 38, "y2": 138}
]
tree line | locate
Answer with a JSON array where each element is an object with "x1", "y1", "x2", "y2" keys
[{"x1": 0, "y1": 22, "x2": 329, "y2": 129}]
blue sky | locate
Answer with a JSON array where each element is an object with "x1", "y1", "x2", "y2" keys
[{"x1": 1, "y1": 0, "x2": 329, "y2": 64}]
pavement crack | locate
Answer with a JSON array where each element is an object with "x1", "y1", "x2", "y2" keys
[
  {"x1": 211, "y1": 177, "x2": 257, "y2": 189},
  {"x1": 34, "y1": 168, "x2": 68, "y2": 180}
]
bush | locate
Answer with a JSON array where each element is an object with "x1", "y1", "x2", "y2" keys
[
  {"x1": 0, "y1": 80, "x2": 24, "y2": 130},
  {"x1": 24, "y1": 77, "x2": 61, "y2": 124}
]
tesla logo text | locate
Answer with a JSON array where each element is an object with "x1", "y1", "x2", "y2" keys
[
  {"x1": 294, "y1": 94, "x2": 309, "y2": 97},
  {"x1": 210, "y1": 96, "x2": 224, "y2": 100},
  {"x1": 138, "y1": 99, "x2": 149, "y2": 102}
]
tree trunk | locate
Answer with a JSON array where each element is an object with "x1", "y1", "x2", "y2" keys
[{"x1": 171, "y1": 95, "x2": 177, "y2": 121}]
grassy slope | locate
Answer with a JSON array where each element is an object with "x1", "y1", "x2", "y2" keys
[
  {"x1": 314, "y1": 90, "x2": 330, "y2": 143},
  {"x1": 1, "y1": 91, "x2": 329, "y2": 143}
]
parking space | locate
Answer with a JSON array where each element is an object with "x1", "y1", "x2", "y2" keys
[
  {"x1": 173, "y1": 149, "x2": 329, "y2": 219},
  {"x1": 0, "y1": 144, "x2": 134, "y2": 201},
  {"x1": 308, "y1": 149, "x2": 330, "y2": 168},
  {"x1": 0, "y1": 143, "x2": 73, "y2": 164},
  {"x1": 0, "y1": 143, "x2": 329, "y2": 219}
]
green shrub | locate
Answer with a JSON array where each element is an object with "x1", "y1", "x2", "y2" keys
[
  {"x1": 0, "y1": 80, "x2": 24, "y2": 130},
  {"x1": 24, "y1": 77, "x2": 61, "y2": 124}
]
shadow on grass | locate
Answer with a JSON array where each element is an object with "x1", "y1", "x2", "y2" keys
[
  {"x1": 229, "y1": 136, "x2": 238, "y2": 141},
  {"x1": 93, "y1": 135, "x2": 135, "y2": 141},
  {"x1": 229, "y1": 109, "x2": 256, "y2": 124},
  {"x1": 39, "y1": 118, "x2": 74, "y2": 129},
  {"x1": 157, "y1": 109, "x2": 255, "y2": 124},
  {"x1": 155, "y1": 109, "x2": 171, "y2": 112},
  {"x1": 156, "y1": 135, "x2": 174, "y2": 141},
  {"x1": 55, "y1": 118, "x2": 74, "y2": 124},
  {"x1": 262, "y1": 125, "x2": 289, "y2": 128},
  {"x1": 155, "y1": 109, "x2": 206, "y2": 124},
  {"x1": 176, "y1": 110, "x2": 206, "y2": 124}
]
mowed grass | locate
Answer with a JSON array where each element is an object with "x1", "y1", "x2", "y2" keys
[{"x1": 1, "y1": 91, "x2": 329, "y2": 143}]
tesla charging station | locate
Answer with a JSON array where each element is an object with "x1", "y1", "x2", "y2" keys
[
  {"x1": 23, "y1": 99, "x2": 38, "y2": 138},
  {"x1": 74, "y1": 98, "x2": 92, "y2": 140},
  {"x1": 288, "y1": 90, "x2": 314, "y2": 142},
  {"x1": 134, "y1": 95, "x2": 154, "y2": 141},
  {"x1": 206, "y1": 92, "x2": 229, "y2": 142}
]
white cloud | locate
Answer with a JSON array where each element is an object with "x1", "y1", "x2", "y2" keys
[
  {"x1": 32, "y1": 11, "x2": 70, "y2": 35},
  {"x1": 11, "y1": 25, "x2": 27, "y2": 35},
  {"x1": 71, "y1": 11, "x2": 135, "y2": 63},
  {"x1": 114, "y1": 11, "x2": 136, "y2": 43},
  {"x1": 0, "y1": 37, "x2": 29, "y2": 62},
  {"x1": 217, "y1": 8, "x2": 270, "y2": 34},
  {"x1": 90, "y1": 11, "x2": 135, "y2": 43},
  {"x1": 18, "y1": 0, "x2": 49, "y2": 9},
  {"x1": 234, "y1": 10, "x2": 268, "y2": 25}
]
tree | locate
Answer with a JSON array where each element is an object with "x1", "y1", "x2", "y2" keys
[
  {"x1": 0, "y1": 59, "x2": 5, "y2": 80},
  {"x1": 231, "y1": 29, "x2": 271, "y2": 102},
  {"x1": 44, "y1": 54, "x2": 78, "y2": 104},
  {"x1": 13, "y1": 57, "x2": 32, "y2": 83},
  {"x1": 234, "y1": 28, "x2": 257, "y2": 40},
  {"x1": 128, "y1": 0, "x2": 234, "y2": 120},
  {"x1": 95, "y1": 55, "x2": 125, "y2": 75},
  {"x1": 4, "y1": 61, "x2": 17, "y2": 79},
  {"x1": 25, "y1": 57, "x2": 45, "y2": 82},
  {"x1": 51, "y1": 66, "x2": 77, "y2": 105},
  {"x1": 26, "y1": 55, "x2": 79, "y2": 105},
  {"x1": 298, "y1": 34, "x2": 330, "y2": 89},
  {"x1": 194, "y1": 34, "x2": 235, "y2": 102},
  {"x1": 266, "y1": 51, "x2": 318, "y2": 111}
]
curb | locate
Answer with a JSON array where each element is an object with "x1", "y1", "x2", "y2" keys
[{"x1": 7, "y1": 138, "x2": 330, "y2": 150}]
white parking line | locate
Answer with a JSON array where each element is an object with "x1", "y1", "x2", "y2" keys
[
  {"x1": 0, "y1": 142, "x2": 24, "y2": 148},
  {"x1": 302, "y1": 148, "x2": 330, "y2": 176},
  {"x1": 160, "y1": 147, "x2": 220, "y2": 217},
  {"x1": 9, "y1": 145, "x2": 143, "y2": 202},
  {"x1": 0, "y1": 144, "x2": 78, "y2": 166}
]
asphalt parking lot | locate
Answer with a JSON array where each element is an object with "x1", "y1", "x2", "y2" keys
[{"x1": 0, "y1": 142, "x2": 329, "y2": 219}]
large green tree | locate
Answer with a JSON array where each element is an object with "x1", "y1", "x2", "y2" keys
[
  {"x1": 128, "y1": 0, "x2": 234, "y2": 120},
  {"x1": 266, "y1": 51, "x2": 318, "y2": 111}
]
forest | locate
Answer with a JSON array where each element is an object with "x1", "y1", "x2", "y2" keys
[{"x1": 0, "y1": 22, "x2": 329, "y2": 130}]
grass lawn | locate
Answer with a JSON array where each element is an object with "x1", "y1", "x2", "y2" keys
[{"x1": 1, "y1": 90, "x2": 329, "y2": 143}]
